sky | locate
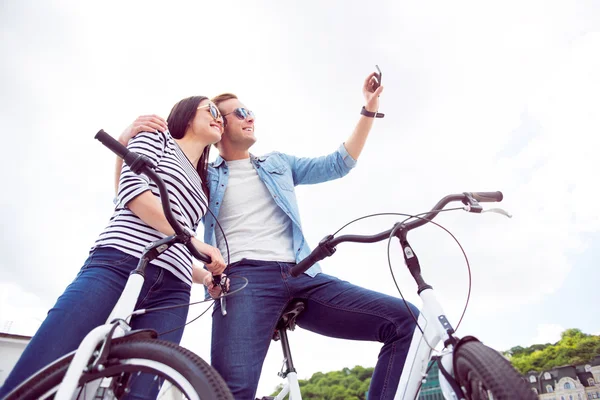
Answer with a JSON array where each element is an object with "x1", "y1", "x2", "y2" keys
[{"x1": 1, "y1": 0, "x2": 599, "y2": 395}]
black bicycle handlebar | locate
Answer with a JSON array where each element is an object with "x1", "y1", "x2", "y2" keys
[
  {"x1": 470, "y1": 191, "x2": 503, "y2": 202},
  {"x1": 290, "y1": 191, "x2": 503, "y2": 277},
  {"x1": 95, "y1": 129, "x2": 129, "y2": 160},
  {"x1": 94, "y1": 130, "x2": 212, "y2": 266}
]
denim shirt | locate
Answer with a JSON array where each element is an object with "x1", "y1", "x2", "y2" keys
[{"x1": 203, "y1": 144, "x2": 357, "y2": 277}]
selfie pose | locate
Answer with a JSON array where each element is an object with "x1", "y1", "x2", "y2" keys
[{"x1": 119, "y1": 71, "x2": 417, "y2": 400}]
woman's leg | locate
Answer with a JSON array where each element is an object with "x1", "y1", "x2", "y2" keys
[
  {"x1": 0, "y1": 248, "x2": 135, "y2": 397},
  {"x1": 124, "y1": 265, "x2": 192, "y2": 400}
]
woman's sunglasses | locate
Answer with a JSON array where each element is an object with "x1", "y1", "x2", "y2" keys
[
  {"x1": 197, "y1": 103, "x2": 222, "y2": 121},
  {"x1": 223, "y1": 108, "x2": 255, "y2": 121}
]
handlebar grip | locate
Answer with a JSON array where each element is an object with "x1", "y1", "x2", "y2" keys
[
  {"x1": 290, "y1": 245, "x2": 330, "y2": 277},
  {"x1": 95, "y1": 129, "x2": 129, "y2": 160},
  {"x1": 470, "y1": 191, "x2": 503, "y2": 202}
]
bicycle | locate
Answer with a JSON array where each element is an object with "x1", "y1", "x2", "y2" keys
[
  {"x1": 260, "y1": 191, "x2": 537, "y2": 400},
  {"x1": 3, "y1": 130, "x2": 234, "y2": 400}
]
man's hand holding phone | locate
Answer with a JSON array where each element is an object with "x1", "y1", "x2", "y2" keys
[{"x1": 363, "y1": 65, "x2": 384, "y2": 116}]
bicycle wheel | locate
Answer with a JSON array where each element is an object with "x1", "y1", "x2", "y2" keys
[
  {"x1": 453, "y1": 340, "x2": 537, "y2": 400},
  {"x1": 5, "y1": 336, "x2": 233, "y2": 400}
]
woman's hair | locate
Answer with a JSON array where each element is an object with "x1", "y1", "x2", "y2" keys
[{"x1": 166, "y1": 95, "x2": 211, "y2": 200}]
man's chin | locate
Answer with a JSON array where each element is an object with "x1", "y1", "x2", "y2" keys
[{"x1": 243, "y1": 136, "x2": 257, "y2": 149}]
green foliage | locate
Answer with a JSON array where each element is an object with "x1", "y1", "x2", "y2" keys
[
  {"x1": 505, "y1": 328, "x2": 600, "y2": 374},
  {"x1": 271, "y1": 366, "x2": 374, "y2": 400},
  {"x1": 266, "y1": 329, "x2": 599, "y2": 399}
]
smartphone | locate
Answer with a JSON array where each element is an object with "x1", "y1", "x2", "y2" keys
[{"x1": 373, "y1": 65, "x2": 382, "y2": 90}]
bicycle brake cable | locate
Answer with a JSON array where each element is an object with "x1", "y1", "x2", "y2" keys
[
  {"x1": 385, "y1": 212, "x2": 472, "y2": 351},
  {"x1": 330, "y1": 207, "x2": 471, "y2": 351},
  {"x1": 127, "y1": 275, "x2": 249, "y2": 337}
]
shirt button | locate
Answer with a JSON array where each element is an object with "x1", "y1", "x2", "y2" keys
[
  {"x1": 216, "y1": 202, "x2": 219, "y2": 205},
  {"x1": 221, "y1": 184, "x2": 224, "y2": 187},
  {"x1": 211, "y1": 224, "x2": 214, "y2": 227}
]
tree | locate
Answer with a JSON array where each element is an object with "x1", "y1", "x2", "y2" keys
[
  {"x1": 506, "y1": 329, "x2": 600, "y2": 374},
  {"x1": 272, "y1": 366, "x2": 374, "y2": 400},
  {"x1": 267, "y1": 330, "x2": 599, "y2": 399}
]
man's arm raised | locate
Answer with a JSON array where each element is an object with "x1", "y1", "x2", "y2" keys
[
  {"x1": 286, "y1": 72, "x2": 384, "y2": 185},
  {"x1": 343, "y1": 71, "x2": 384, "y2": 160}
]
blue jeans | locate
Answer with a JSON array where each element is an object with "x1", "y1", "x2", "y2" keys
[
  {"x1": 211, "y1": 260, "x2": 419, "y2": 400},
  {"x1": 0, "y1": 247, "x2": 191, "y2": 399}
]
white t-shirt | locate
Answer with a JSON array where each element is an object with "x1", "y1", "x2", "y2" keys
[{"x1": 215, "y1": 158, "x2": 296, "y2": 264}]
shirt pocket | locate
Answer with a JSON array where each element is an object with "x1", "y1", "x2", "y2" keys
[{"x1": 263, "y1": 161, "x2": 294, "y2": 192}]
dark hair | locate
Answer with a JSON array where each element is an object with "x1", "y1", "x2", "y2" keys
[{"x1": 166, "y1": 95, "x2": 211, "y2": 200}]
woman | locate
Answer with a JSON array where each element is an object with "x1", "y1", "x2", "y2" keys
[{"x1": 0, "y1": 96, "x2": 226, "y2": 399}]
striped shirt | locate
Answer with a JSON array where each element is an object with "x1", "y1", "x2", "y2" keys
[{"x1": 93, "y1": 131, "x2": 208, "y2": 286}]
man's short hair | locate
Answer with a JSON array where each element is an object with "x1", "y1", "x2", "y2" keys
[{"x1": 211, "y1": 93, "x2": 238, "y2": 109}]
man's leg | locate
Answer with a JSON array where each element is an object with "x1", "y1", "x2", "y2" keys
[
  {"x1": 211, "y1": 260, "x2": 291, "y2": 400},
  {"x1": 287, "y1": 267, "x2": 419, "y2": 400}
]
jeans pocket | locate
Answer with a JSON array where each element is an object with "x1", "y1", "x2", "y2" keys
[{"x1": 90, "y1": 247, "x2": 137, "y2": 267}]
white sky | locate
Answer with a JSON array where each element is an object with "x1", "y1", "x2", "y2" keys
[{"x1": 1, "y1": 0, "x2": 599, "y2": 396}]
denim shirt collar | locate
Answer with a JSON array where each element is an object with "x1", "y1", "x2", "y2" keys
[{"x1": 212, "y1": 153, "x2": 266, "y2": 168}]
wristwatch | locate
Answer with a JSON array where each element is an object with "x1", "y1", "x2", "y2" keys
[{"x1": 361, "y1": 106, "x2": 384, "y2": 118}]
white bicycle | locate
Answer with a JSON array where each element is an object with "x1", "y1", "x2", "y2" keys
[
  {"x1": 3, "y1": 130, "x2": 233, "y2": 400},
  {"x1": 259, "y1": 191, "x2": 537, "y2": 400}
]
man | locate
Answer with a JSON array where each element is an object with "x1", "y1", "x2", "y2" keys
[{"x1": 119, "y1": 73, "x2": 418, "y2": 400}]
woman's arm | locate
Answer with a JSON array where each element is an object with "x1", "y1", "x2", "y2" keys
[
  {"x1": 114, "y1": 115, "x2": 168, "y2": 194},
  {"x1": 115, "y1": 130, "x2": 226, "y2": 274}
]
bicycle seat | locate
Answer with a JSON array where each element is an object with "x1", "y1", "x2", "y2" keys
[{"x1": 272, "y1": 299, "x2": 305, "y2": 341}]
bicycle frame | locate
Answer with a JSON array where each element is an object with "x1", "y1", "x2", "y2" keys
[
  {"x1": 273, "y1": 372, "x2": 302, "y2": 400},
  {"x1": 54, "y1": 268, "x2": 145, "y2": 400},
  {"x1": 268, "y1": 287, "x2": 459, "y2": 400},
  {"x1": 395, "y1": 288, "x2": 459, "y2": 400}
]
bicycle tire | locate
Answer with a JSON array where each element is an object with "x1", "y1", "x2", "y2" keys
[
  {"x1": 5, "y1": 336, "x2": 233, "y2": 400},
  {"x1": 454, "y1": 340, "x2": 537, "y2": 400}
]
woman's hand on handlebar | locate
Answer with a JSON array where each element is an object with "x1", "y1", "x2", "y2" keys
[
  {"x1": 203, "y1": 273, "x2": 229, "y2": 299},
  {"x1": 118, "y1": 115, "x2": 168, "y2": 146},
  {"x1": 191, "y1": 237, "x2": 226, "y2": 275}
]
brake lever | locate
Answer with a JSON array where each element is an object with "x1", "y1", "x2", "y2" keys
[
  {"x1": 216, "y1": 275, "x2": 228, "y2": 317},
  {"x1": 482, "y1": 208, "x2": 513, "y2": 218},
  {"x1": 463, "y1": 205, "x2": 512, "y2": 218}
]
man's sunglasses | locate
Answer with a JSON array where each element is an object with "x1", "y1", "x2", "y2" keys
[
  {"x1": 223, "y1": 108, "x2": 255, "y2": 121},
  {"x1": 197, "y1": 103, "x2": 222, "y2": 121}
]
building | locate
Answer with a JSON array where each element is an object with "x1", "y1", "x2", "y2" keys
[
  {"x1": 524, "y1": 355, "x2": 600, "y2": 400},
  {"x1": 418, "y1": 361, "x2": 444, "y2": 400},
  {"x1": 0, "y1": 332, "x2": 31, "y2": 387}
]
